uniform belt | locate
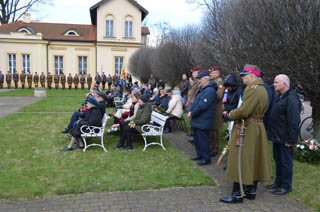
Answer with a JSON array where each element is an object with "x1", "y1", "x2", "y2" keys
[{"x1": 248, "y1": 116, "x2": 264, "y2": 121}]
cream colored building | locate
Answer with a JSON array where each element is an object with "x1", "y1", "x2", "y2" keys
[{"x1": 0, "y1": 0, "x2": 149, "y2": 87}]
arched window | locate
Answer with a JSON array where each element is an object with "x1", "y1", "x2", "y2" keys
[
  {"x1": 106, "y1": 15, "x2": 114, "y2": 37},
  {"x1": 64, "y1": 30, "x2": 79, "y2": 36},
  {"x1": 125, "y1": 16, "x2": 133, "y2": 38},
  {"x1": 18, "y1": 28, "x2": 31, "y2": 34}
]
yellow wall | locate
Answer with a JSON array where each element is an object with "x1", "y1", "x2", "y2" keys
[
  {"x1": 48, "y1": 42, "x2": 96, "y2": 77},
  {"x1": 97, "y1": 0, "x2": 142, "y2": 43}
]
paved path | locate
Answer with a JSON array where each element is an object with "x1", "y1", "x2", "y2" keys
[
  {"x1": 0, "y1": 96, "x2": 40, "y2": 119},
  {"x1": 0, "y1": 94, "x2": 313, "y2": 212}
]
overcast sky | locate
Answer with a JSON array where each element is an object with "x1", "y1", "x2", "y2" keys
[{"x1": 40, "y1": 0, "x2": 203, "y2": 27}]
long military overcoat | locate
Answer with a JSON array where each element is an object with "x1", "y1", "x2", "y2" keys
[
  {"x1": 226, "y1": 78, "x2": 272, "y2": 185},
  {"x1": 212, "y1": 77, "x2": 224, "y2": 130}
]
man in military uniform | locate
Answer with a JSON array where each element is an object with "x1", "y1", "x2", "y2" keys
[
  {"x1": 6, "y1": 71, "x2": 12, "y2": 89},
  {"x1": 101, "y1": 72, "x2": 107, "y2": 90},
  {"x1": 208, "y1": 66, "x2": 225, "y2": 157},
  {"x1": 187, "y1": 67, "x2": 200, "y2": 143},
  {"x1": 47, "y1": 72, "x2": 53, "y2": 89},
  {"x1": 80, "y1": 74, "x2": 86, "y2": 90},
  {"x1": 87, "y1": 73, "x2": 92, "y2": 90},
  {"x1": 27, "y1": 72, "x2": 33, "y2": 89},
  {"x1": 67, "y1": 73, "x2": 73, "y2": 89},
  {"x1": 220, "y1": 64, "x2": 272, "y2": 204},
  {"x1": 33, "y1": 72, "x2": 39, "y2": 88},
  {"x1": 54, "y1": 73, "x2": 60, "y2": 89},
  {"x1": 95, "y1": 73, "x2": 101, "y2": 87},
  {"x1": 20, "y1": 71, "x2": 26, "y2": 89},
  {"x1": 60, "y1": 73, "x2": 66, "y2": 89},
  {"x1": 73, "y1": 74, "x2": 79, "y2": 90},
  {"x1": 0, "y1": 71, "x2": 4, "y2": 89},
  {"x1": 13, "y1": 71, "x2": 19, "y2": 89},
  {"x1": 40, "y1": 72, "x2": 46, "y2": 88}
]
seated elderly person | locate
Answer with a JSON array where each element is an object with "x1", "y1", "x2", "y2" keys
[
  {"x1": 106, "y1": 83, "x2": 122, "y2": 107},
  {"x1": 164, "y1": 89, "x2": 184, "y2": 133},
  {"x1": 115, "y1": 94, "x2": 152, "y2": 150},
  {"x1": 61, "y1": 87, "x2": 103, "y2": 133},
  {"x1": 113, "y1": 91, "x2": 140, "y2": 123},
  {"x1": 60, "y1": 97, "x2": 103, "y2": 151}
]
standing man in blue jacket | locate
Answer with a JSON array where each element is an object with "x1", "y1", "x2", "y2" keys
[
  {"x1": 188, "y1": 71, "x2": 217, "y2": 166},
  {"x1": 266, "y1": 74, "x2": 301, "y2": 195}
]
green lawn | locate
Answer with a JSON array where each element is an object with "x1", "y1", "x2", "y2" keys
[{"x1": 0, "y1": 91, "x2": 215, "y2": 200}]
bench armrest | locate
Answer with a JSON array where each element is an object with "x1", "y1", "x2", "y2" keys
[
  {"x1": 141, "y1": 124, "x2": 163, "y2": 135},
  {"x1": 80, "y1": 125, "x2": 103, "y2": 134}
]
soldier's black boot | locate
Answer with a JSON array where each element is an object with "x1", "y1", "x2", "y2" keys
[
  {"x1": 245, "y1": 181, "x2": 257, "y2": 200},
  {"x1": 220, "y1": 182, "x2": 244, "y2": 204}
]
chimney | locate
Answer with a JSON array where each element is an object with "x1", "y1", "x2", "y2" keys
[{"x1": 23, "y1": 13, "x2": 31, "y2": 23}]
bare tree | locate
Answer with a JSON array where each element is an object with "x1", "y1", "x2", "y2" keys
[
  {"x1": 196, "y1": 0, "x2": 320, "y2": 139},
  {"x1": 0, "y1": 0, "x2": 51, "y2": 24}
]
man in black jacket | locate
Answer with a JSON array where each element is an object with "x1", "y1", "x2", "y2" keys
[{"x1": 266, "y1": 74, "x2": 301, "y2": 195}]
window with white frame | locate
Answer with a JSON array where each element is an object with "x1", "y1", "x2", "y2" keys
[
  {"x1": 78, "y1": 56, "x2": 87, "y2": 75},
  {"x1": 54, "y1": 56, "x2": 63, "y2": 75},
  {"x1": 106, "y1": 15, "x2": 114, "y2": 37},
  {"x1": 22, "y1": 54, "x2": 30, "y2": 74},
  {"x1": 8, "y1": 54, "x2": 16, "y2": 74},
  {"x1": 125, "y1": 16, "x2": 133, "y2": 38},
  {"x1": 114, "y1": 56, "x2": 124, "y2": 76}
]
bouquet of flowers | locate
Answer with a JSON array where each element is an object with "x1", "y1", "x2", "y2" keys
[
  {"x1": 217, "y1": 143, "x2": 230, "y2": 166},
  {"x1": 294, "y1": 138, "x2": 320, "y2": 163}
]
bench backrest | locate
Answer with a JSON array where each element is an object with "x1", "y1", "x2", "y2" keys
[
  {"x1": 101, "y1": 114, "x2": 108, "y2": 134},
  {"x1": 150, "y1": 111, "x2": 168, "y2": 127}
]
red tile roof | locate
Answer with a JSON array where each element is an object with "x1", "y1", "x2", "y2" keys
[
  {"x1": 141, "y1": 26, "x2": 150, "y2": 35},
  {"x1": 0, "y1": 21, "x2": 150, "y2": 41},
  {"x1": 0, "y1": 21, "x2": 96, "y2": 41}
]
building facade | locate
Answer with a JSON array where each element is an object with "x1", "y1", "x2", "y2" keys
[{"x1": 0, "y1": 0, "x2": 149, "y2": 87}]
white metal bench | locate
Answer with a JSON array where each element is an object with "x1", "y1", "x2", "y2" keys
[
  {"x1": 114, "y1": 93, "x2": 126, "y2": 105},
  {"x1": 80, "y1": 114, "x2": 110, "y2": 152},
  {"x1": 140, "y1": 111, "x2": 168, "y2": 151}
]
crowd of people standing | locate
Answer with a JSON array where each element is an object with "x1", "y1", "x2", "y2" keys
[{"x1": 0, "y1": 70, "x2": 134, "y2": 91}]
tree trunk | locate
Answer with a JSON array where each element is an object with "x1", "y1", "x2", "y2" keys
[{"x1": 312, "y1": 106, "x2": 320, "y2": 141}]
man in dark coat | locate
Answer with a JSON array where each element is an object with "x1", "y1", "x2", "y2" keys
[
  {"x1": 60, "y1": 73, "x2": 66, "y2": 89},
  {"x1": 67, "y1": 73, "x2": 73, "y2": 89},
  {"x1": 40, "y1": 72, "x2": 46, "y2": 88},
  {"x1": 27, "y1": 72, "x2": 32, "y2": 89},
  {"x1": 188, "y1": 71, "x2": 217, "y2": 166},
  {"x1": 54, "y1": 74, "x2": 60, "y2": 89},
  {"x1": 47, "y1": 72, "x2": 53, "y2": 89},
  {"x1": 101, "y1": 72, "x2": 107, "y2": 90},
  {"x1": 0, "y1": 71, "x2": 4, "y2": 89},
  {"x1": 33, "y1": 72, "x2": 39, "y2": 88},
  {"x1": 80, "y1": 74, "x2": 86, "y2": 90},
  {"x1": 95, "y1": 74, "x2": 101, "y2": 86},
  {"x1": 74, "y1": 74, "x2": 79, "y2": 90},
  {"x1": 87, "y1": 74, "x2": 92, "y2": 90},
  {"x1": 13, "y1": 71, "x2": 19, "y2": 89},
  {"x1": 266, "y1": 74, "x2": 301, "y2": 195},
  {"x1": 20, "y1": 71, "x2": 26, "y2": 89}
]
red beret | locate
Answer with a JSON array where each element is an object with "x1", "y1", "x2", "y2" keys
[
  {"x1": 209, "y1": 66, "x2": 221, "y2": 72},
  {"x1": 191, "y1": 67, "x2": 200, "y2": 72}
]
